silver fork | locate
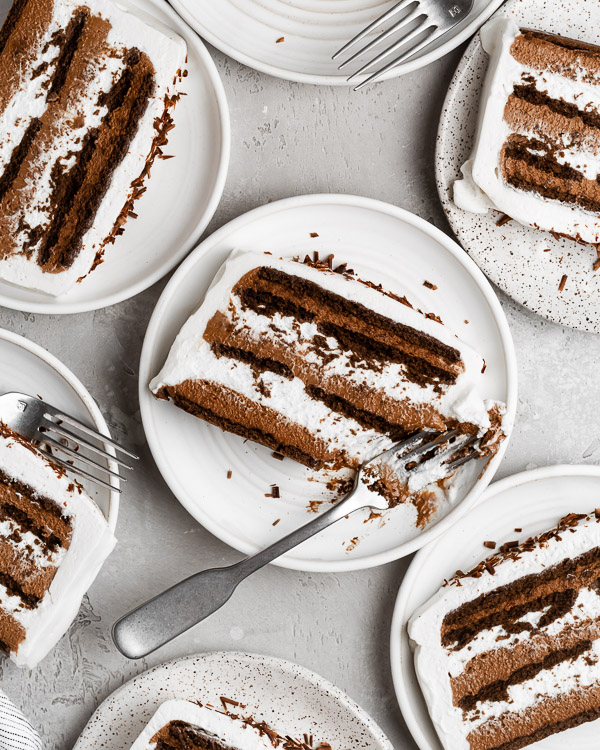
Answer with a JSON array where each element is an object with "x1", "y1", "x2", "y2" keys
[
  {"x1": 112, "y1": 428, "x2": 480, "y2": 659},
  {"x1": 333, "y1": 0, "x2": 475, "y2": 90},
  {"x1": 0, "y1": 392, "x2": 138, "y2": 493}
]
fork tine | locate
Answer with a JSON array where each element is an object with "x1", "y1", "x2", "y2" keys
[
  {"x1": 348, "y1": 16, "x2": 430, "y2": 81},
  {"x1": 395, "y1": 428, "x2": 460, "y2": 466},
  {"x1": 405, "y1": 433, "x2": 479, "y2": 478},
  {"x1": 354, "y1": 24, "x2": 439, "y2": 90},
  {"x1": 38, "y1": 449, "x2": 120, "y2": 493},
  {"x1": 337, "y1": 5, "x2": 422, "y2": 70},
  {"x1": 40, "y1": 435, "x2": 124, "y2": 481},
  {"x1": 446, "y1": 446, "x2": 481, "y2": 472},
  {"x1": 332, "y1": 0, "x2": 417, "y2": 60},
  {"x1": 42, "y1": 420, "x2": 134, "y2": 470},
  {"x1": 44, "y1": 409, "x2": 138, "y2": 460}
]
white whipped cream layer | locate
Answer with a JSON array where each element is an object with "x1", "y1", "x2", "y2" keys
[
  {"x1": 408, "y1": 513, "x2": 600, "y2": 750},
  {"x1": 150, "y1": 250, "x2": 503, "y2": 498},
  {"x1": 0, "y1": 0, "x2": 187, "y2": 296},
  {"x1": 0, "y1": 427, "x2": 116, "y2": 668},
  {"x1": 129, "y1": 700, "x2": 281, "y2": 750},
  {"x1": 454, "y1": 18, "x2": 600, "y2": 243}
]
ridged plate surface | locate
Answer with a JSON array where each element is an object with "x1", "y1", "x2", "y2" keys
[
  {"x1": 167, "y1": 0, "x2": 504, "y2": 84},
  {"x1": 139, "y1": 194, "x2": 516, "y2": 572}
]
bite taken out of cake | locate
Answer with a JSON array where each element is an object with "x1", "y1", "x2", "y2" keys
[
  {"x1": 150, "y1": 250, "x2": 506, "y2": 528},
  {"x1": 0, "y1": 0, "x2": 187, "y2": 296},
  {"x1": 454, "y1": 18, "x2": 600, "y2": 245},
  {"x1": 0, "y1": 421, "x2": 115, "y2": 668},
  {"x1": 409, "y1": 511, "x2": 600, "y2": 750}
]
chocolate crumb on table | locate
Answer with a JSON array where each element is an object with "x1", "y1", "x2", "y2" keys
[
  {"x1": 227, "y1": 470, "x2": 232, "y2": 479},
  {"x1": 496, "y1": 213, "x2": 511, "y2": 227},
  {"x1": 271, "y1": 451, "x2": 284, "y2": 461},
  {"x1": 558, "y1": 274, "x2": 567, "y2": 292},
  {"x1": 483, "y1": 540, "x2": 496, "y2": 549},
  {"x1": 276, "y1": 36, "x2": 285, "y2": 43},
  {"x1": 423, "y1": 280, "x2": 438, "y2": 290},
  {"x1": 309, "y1": 232, "x2": 319, "y2": 237},
  {"x1": 272, "y1": 518, "x2": 280, "y2": 526}
]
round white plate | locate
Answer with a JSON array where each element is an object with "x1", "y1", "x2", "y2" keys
[
  {"x1": 168, "y1": 0, "x2": 504, "y2": 86},
  {"x1": 0, "y1": 328, "x2": 119, "y2": 528},
  {"x1": 0, "y1": 0, "x2": 229, "y2": 315},
  {"x1": 436, "y1": 0, "x2": 600, "y2": 333},
  {"x1": 391, "y1": 465, "x2": 600, "y2": 750},
  {"x1": 139, "y1": 193, "x2": 517, "y2": 572},
  {"x1": 73, "y1": 650, "x2": 393, "y2": 749}
]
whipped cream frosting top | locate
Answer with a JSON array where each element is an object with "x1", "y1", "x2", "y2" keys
[
  {"x1": 0, "y1": 425, "x2": 115, "y2": 667},
  {"x1": 129, "y1": 700, "x2": 286, "y2": 750}
]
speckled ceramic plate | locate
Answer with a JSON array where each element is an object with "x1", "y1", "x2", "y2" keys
[
  {"x1": 0, "y1": 0, "x2": 229, "y2": 315},
  {"x1": 73, "y1": 651, "x2": 393, "y2": 749},
  {"x1": 436, "y1": 0, "x2": 600, "y2": 333},
  {"x1": 391, "y1": 465, "x2": 600, "y2": 750},
  {"x1": 0, "y1": 328, "x2": 118, "y2": 528},
  {"x1": 139, "y1": 194, "x2": 517, "y2": 573},
  {"x1": 168, "y1": 0, "x2": 504, "y2": 86}
]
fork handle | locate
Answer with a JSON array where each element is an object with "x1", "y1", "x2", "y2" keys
[{"x1": 112, "y1": 488, "x2": 364, "y2": 659}]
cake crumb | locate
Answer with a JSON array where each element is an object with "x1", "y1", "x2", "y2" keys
[
  {"x1": 226, "y1": 470, "x2": 232, "y2": 479},
  {"x1": 514, "y1": 527, "x2": 522, "y2": 532},
  {"x1": 271, "y1": 451, "x2": 284, "y2": 461},
  {"x1": 272, "y1": 518, "x2": 280, "y2": 526},
  {"x1": 483, "y1": 540, "x2": 496, "y2": 549},
  {"x1": 423, "y1": 280, "x2": 437, "y2": 290},
  {"x1": 276, "y1": 36, "x2": 285, "y2": 43},
  {"x1": 309, "y1": 231, "x2": 319, "y2": 237},
  {"x1": 558, "y1": 274, "x2": 567, "y2": 292},
  {"x1": 265, "y1": 484, "x2": 280, "y2": 498}
]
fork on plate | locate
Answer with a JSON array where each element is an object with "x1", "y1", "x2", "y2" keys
[
  {"x1": 112, "y1": 428, "x2": 481, "y2": 659},
  {"x1": 0, "y1": 392, "x2": 138, "y2": 492},
  {"x1": 333, "y1": 0, "x2": 475, "y2": 90}
]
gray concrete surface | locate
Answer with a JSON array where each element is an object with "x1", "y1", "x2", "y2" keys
[{"x1": 1, "y1": 35, "x2": 599, "y2": 750}]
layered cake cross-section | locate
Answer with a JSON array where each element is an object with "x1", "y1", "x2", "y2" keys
[
  {"x1": 454, "y1": 18, "x2": 600, "y2": 244},
  {"x1": 150, "y1": 250, "x2": 505, "y2": 524},
  {"x1": 0, "y1": 421, "x2": 116, "y2": 667},
  {"x1": 129, "y1": 699, "x2": 322, "y2": 750},
  {"x1": 0, "y1": 0, "x2": 186, "y2": 295},
  {"x1": 409, "y1": 511, "x2": 600, "y2": 750}
]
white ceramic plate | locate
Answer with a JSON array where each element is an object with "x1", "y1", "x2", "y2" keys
[
  {"x1": 391, "y1": 465, "x2": 600, "y2": 750},
  {"x1": 168, "y1": 0, "x2": 504, "y2": 86},
  {"x1": 0, "y1": 0, "x2": 229, "y2": 315},
  {"x1": 139, "y1": 193, "x2": 517, "y2": 572},
  {"x1": 0, "y1": 328, "x2": 119, "y2": 528},
  {"x1": 73, "y1": 650, "x2": 393, "y2": 749},
  {"x1": 436, "y1": 0, "x2": 600, "y2": 333}
]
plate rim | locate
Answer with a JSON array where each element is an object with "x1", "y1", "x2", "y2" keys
[
  {"x1": 167, "y1": 0, "x2": 505, "y2": 86},
  {"x1": 390, "y1": 463, "x2": 600, "y2": 750},
  {"x1": 73, "y1": 649, "x2": 394, "y2": 750},
  {"x1": 138, "y1": 192, "x2": 518, "y2": 573},
  {"x1": 0, "y1": 327, "x2": 120, "y2": 530},
  {"x1": 0, "y1": 0, "x2": 231, "y2": 315}
]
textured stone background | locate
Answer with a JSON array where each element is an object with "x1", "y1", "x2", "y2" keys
[{"x1": 2, "y1": 35, "x2": 600, "y2": 750}]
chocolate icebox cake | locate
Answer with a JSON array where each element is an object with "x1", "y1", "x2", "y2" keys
[
  {"x1": 129, "y1": 699, "x2": 304, "y2": 750},
  {"x1": 150, "y1": 250, "x2": 505, "y2": 525},
  {"x1": 454, "y1": 18, "x2": 600, "y2": 244},
  {"x1": 409, "y1": 511, "x2": 600, "y2": 750},
  {"x1": 0, "y1": 0, "x2": 186, "y2": 295},
  {"x1": 0, "y1": 421, "x2": 115, "y2": 667}
]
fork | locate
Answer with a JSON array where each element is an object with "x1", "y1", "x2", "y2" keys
[
  {"x1": 112, "y1": 428, "x2": 480, "y2": 659},
  {"x1": 0, "y1": 392, "x2": 138, "y2": 493},
  {"x1": 333, "y1": 0, "x2": 474, "y2": 90}
]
